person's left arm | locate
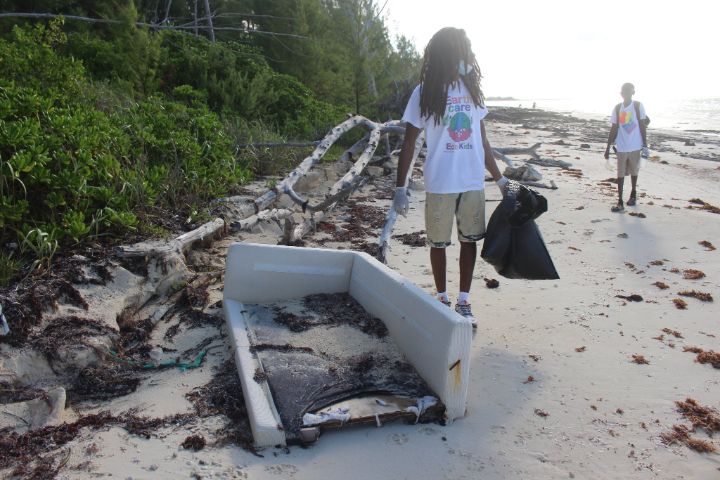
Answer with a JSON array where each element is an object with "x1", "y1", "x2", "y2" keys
[{"x1": 481, "y1": 120, "x2": 508, "y2": 193}]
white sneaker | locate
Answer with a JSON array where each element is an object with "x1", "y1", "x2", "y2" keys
[
  {"x1": 454, "y1": 301, "x2": 477, "y2": 328},
  {"x1": 438, "y1": 297, "x2": 451, "y2": 308}
]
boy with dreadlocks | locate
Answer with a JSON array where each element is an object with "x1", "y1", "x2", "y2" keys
[{"x1": 393, "y1": 27, "x2": 508, "y2": 327}]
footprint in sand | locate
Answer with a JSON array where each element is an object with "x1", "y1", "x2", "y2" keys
[
  {"x1": 387, "y1": 432, "x2": 410, "y2": 445},
  {"x1": 264, "y1": 464, "x2": 299, "y2": 476}
]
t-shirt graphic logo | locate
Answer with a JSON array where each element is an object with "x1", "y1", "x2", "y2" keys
[
  {"x1": 619, "y1": 110, "x2": 636, "y2": 133},
  {"x1": 447, "y1": 112, "x2": 472, "y2": 142}
]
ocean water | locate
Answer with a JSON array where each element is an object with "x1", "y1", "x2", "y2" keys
[{"x1": 486, "y1": 97, "x2": 720, "y2": 134}]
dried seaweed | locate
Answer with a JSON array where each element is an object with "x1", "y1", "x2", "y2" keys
[
  {"x1": 392, "y1": 230, "x2": 426, "y2": 247},
  {"x1": 185, "y1": 361, "x2": 256, "y2": 452},
  {"x1": 662, "y1": 328, "x2": 683, "y2": 338},
  {"x1": 0, "y1": 411, "x2": 195, "y2": 471},
  {"x1": 68, "y1": 365, "x2": 142, "y2": 402},
  {"x1": 678, "y1": 290, "x2": 713, "y2": 302},
  {"x1": 682, "y1": 346, "x2": 720, "y2": 369},
  {"x1": 676, "y1": 398, "x2": 720, "y2": 434},
  {"x1": 673, "y1": 298, "x2": 688, "y2": 310},
  {"x1": 652, "y1": 281, "x2": 669, "y2": 290},
  {"x1": 683, "y1": 269, "x2": 706, "y2": 280},
  {"x1": 699, "y1": 240, "x2": 716, "y2": 251},
  {"x1": 181, "y1": 434, "x2": 206, "y2": 451},
  {"x1": 631, "y1": 354, "x2": 649, "y2": 365}
]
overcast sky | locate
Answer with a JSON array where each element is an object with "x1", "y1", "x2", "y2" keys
[{"x1": 385, "y1": 0, "x2": 720, "y2": 101}]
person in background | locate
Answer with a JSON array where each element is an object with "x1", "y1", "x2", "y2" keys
[
  {"x1": 604, "y1": 82, "x2": 650, "y2": 212},
  {"x1": 392, "y1": 27, "x2": 508, "y2": 327}
]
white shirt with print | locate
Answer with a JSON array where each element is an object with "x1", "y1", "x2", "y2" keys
[
  {"x1": 402, "y1": 82, "x2": 488, "y2": 194},
  {"x1": 611, "y1": 101, "x2": 647, "y2": 152}
]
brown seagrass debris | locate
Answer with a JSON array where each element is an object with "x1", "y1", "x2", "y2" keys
[
  {"x1": 699, "y1": 240, "x2": 716, "y2": 251},
  {"x1": 662, "y1": 328, "x2": 683, "y2": 338},
  {"x1": 678, "y1": 290, "x2": 713, "y2": 302},
  {"x1": 631, "y1": 354, "x2": 649, "y2": 365},
  {"x1": 676, "y1": 398, "x2": 720, "y2": 434},
  {"x1": 673, "y1": 298, "x2": 688, "y2": 310},
  {"x1": 688, "y1": 198, "x2": 720, "y2": 214},
  {"x1": 660, "y1": 424, "x2": 717, "y2": 453},
  {"x1": 682, "y1": 346, "x2": 720, "y2": 369},
  {"x1": 683, "y1": 269, "x2": 706, "y2": 280},
  {"x1": 653, "y1": 281, "x2": 669, "y2": 290}
]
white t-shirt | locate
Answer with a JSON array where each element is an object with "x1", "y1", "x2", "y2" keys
[
  {"x1": 611, "y1": 101, "x2": 647, "y2": 152},
  {"x1": 402, "y1": 82, "x2": 489, "y2": 194}
]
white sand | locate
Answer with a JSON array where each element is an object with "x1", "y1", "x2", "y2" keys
[{"x1": 36, "y1": 119, "x2": 720, "y2": 479}]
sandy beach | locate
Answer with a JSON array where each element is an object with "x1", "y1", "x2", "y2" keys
[{"x1": 2, "y1": 108, "x2": 719, "y2": 479}]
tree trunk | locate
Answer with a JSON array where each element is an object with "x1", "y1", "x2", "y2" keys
[{"x1": 202, "y1": 0, "x2": 215, "y2": 42}]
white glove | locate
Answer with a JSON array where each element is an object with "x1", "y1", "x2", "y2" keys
[
  {"x1": 641, "y1": 146, "x2": 649, "y2": 158},
  {"x1": 392, "y1": 187, "x2": 409, "y2": 217},
  {"x1": 496, "y1": 176, "x2": 509, "y2": 196}
]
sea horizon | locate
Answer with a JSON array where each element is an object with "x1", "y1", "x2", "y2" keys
[{"x1": 486, "y1": 96, "x2": 720, "y2": 135}]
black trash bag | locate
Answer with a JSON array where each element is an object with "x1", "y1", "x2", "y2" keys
[{"x1": 481, "y1": 183, "x2": 559, "y2": 280}]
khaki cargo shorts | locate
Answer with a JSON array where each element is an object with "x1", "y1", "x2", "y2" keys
[
  {"x1": 425, "y1": 190, "x2": 486, "y2": 248},
  {"x1": 617, "y1": 150, "x2": 641, "y2": 177}
]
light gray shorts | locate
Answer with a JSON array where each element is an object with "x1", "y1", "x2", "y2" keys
[
  {"x1": 617, "y1": 150, "x2": 641, "y2": 177},
  {"x1": 425, "y1": 190, "x2": 486, "y2": 248}
]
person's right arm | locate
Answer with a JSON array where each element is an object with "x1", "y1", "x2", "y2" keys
[
  {"x1": 604, "y1": 123, "x2": 619, "y2": 159},
  {"x1": 392, "y1": 123, "x2": 421, "y2": 217},
  {"x1": 396, "y1": 123, "x2": 421, "y2": 187}
]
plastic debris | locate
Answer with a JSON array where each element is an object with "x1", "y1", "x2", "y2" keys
[
  {"x1": 405, "y1": 396, "x2": 439, "y2": 423},
  {"x1": 106, "y1": 348, "x2": 208, "y2": 372},
  {"x1": 302, "y1": 407, "x2": 351, "y2": 426},
  {"x1": 0, "y1": 304, "x2": 9, "y2": 336}
]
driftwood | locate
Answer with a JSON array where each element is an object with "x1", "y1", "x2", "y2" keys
[
  {"x1": 120, "y1": 218, "x2": 226, "y2": 257},
  {"x1": 229, "y1": 208, "x2": 293, "y2": 232},
  {"x1": 254, "y1": 116, "x2": 402, "y2": 213},
  {"x1": 287, "y1": 127, "x2": 382, "y2": 212},
  {"x1": 377, "y1": 133, "x2": 426, "y2": 263},
  {"x1": 527, "y1": 157, "x2": 573, "y2": 169},
  {"x1": 492, "y1": 142, "x2": 542, "y2": 168}
]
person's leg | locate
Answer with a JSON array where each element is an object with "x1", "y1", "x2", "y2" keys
[
  {"x1": 614, "y1": 152, "x2": 627, "y2": 211},
  {"x1": 454, "y1": 190, "x2": 486, "y2": 326},
  {"x1": 430, "y1": 247, "x2": 447, "y2": 294},
  {"x1": 627, "y1": 150, "x2": 641, "y2": 206},
  {"x1": 425, "y1": 193, "x2": 456, "y2": 304},
  {"x1": 459, "y1": 241, "x2": 477, "y2": 293}
]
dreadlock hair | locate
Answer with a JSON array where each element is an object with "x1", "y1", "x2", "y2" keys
[{"x1": 419, "y1": 27, "x2": 484, "y2": 126}]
